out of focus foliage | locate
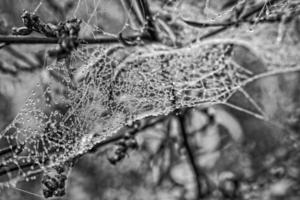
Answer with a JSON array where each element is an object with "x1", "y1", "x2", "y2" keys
[{"x1": 0, "y1": 0, "x2": 300, "y2": 200}]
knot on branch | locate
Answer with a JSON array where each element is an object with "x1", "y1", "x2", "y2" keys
[
  {"x1": 41, "y1": 162, "x2": 72, "y2": 198},
  {"x1": 107, "y1": 132, "x2": 139, "y2": 165},
  {"x1": 12, "y1": 10, "x2": 56, "y2": 37},
  {"x1": 48, "y1": 18, "x2": 82, "y2": 59},
  {"x1": 12, "y1": 10, "x2": 82, "y2": 59}
]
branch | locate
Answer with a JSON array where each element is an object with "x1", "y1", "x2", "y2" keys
[
  {"x1": 0, "y1": 116, "x2": 166, "y2": 179},
  {"x1": 198, "y1": 0, "x2": 282, "y2": 40},
  {"x1": 0, "y1": 144, "x2": 19, "y2": 158},
  {"x1": 5, "y1": 46, "x2": 38, "y2": 67},
  {"x1": 0, "y1": 34, "x2": 153, "y2": 45},
  {"x1": 0, "y1": 62, "x2": 17, "y2": 75},
  {"x1": 87, "y1": 116, "x2": 166, "y2": 154},
  {"x1": 183, "y1": 20, "x2": 237, "y2": 28},
  {"x1": 177, "y1": 111, "x2": 208, "y2": 199},
  {"x1": 137, "y1": 0, "x2": 158, "y2": 40},
  {"x1": 0, "y1": 157, "x2": 44, "y2": 177},
  {"x1": 120, "y1": 0, "x2": 145, "y2": 29},
  {"x1": 183, "y1": 16, "x2": 282, "y2": 29},
  {"x1": 0, "y1": 43, "x2": 7, "y2": 49}
]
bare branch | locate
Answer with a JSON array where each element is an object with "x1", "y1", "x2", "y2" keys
[
  {"x1": 137, "y1": 0, "x2": 158, "y2": 41},
  {"x1": 0, "y1": 34, "x2": 152, "y2": 45},
  {"x1": 0, "y1": 62, "x2": 17, "y2": 75},
  {"x1": 0, "y1": 116, "x2": 166, "y2": 179},
  {"x1": 177, "y1": 111, "x2": 209, "y2": 199},
  {"x1": 198, "y1": 0, "x2": 282, "y2": 40},
  {"x1": 4, "y1": 46, "x2": 38, "y2": 68}
]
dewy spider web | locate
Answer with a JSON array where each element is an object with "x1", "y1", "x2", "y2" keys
[
  {"x1": 1, "y1": 39, "x2": 300, "y2": 186},
  {"x1": 0, "y1": 0, "x2": 300, "y2": 192}
]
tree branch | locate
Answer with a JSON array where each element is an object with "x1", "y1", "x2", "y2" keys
[
  {"x1": 198, "y1": 0, "x2": 282, "y2": 40},
  {"x1": 183, "y1": 16, "x2": 282, "y2": 29},
  {"x1": 177, "y1": 111, "x2": 208, "y2": 199},
  {"x1": 87, "y1": 116, "x2": 166, "y2": 154},
  {"x1": 0, "y1": 34, "x2": 153, "y2": 45},
  {"x1": 0, "y1": 62, "x2": 17, "y2": 75},
  {"x1": 137, "y1": 0, "x2": 158, "y2": 41},
  {"x1": 0, "y1": 116, "x2": 166, "y2": 179}
]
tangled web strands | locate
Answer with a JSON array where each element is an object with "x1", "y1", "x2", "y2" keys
[{"x1": 0, "y1": 40, "x2": 298, "y2": 182}]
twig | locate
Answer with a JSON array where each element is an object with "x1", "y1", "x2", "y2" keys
[
  {"x1": 0, "y1": 34, "x2": 153, "y2": 45},
  {"x1": 137, "y1": 0, "x2": 158, "y2": 41},
  {"x1": 0, "y1": 43, "x2": 7, "y2": 49},
  {"x1": 4, "y1": 46, "x2": 38, "y2": 68},
  {"x1": 0, "y1": 157, "x2": 43, "y2": 177},
  {"x1": 120, "y1": 0, "x2": 145, "y2": 29},
  {"x1": 183, "y1": 16, "x2": 281, "y2": 29},
  {"x1": 198, "y1": 0, "x2": 282, "y2": 40},
  {"x1": 0, "y1": 46, "x2": 45, "y2": 75},
  {"x1": 177, "y1": 111, "x2": 208, "y2": 199},
  {"x1": 0, "y1": 63, "x2": 17, "y2": 75},
  {"x1": 87, "y1": 116, "x2": 166, "y2": 153},
  {"x1": 0, "y1": 144, "x2": 19, "y2": 158},
  {"x1": 183, "y1": 20, "x2": 237, "y2": 28},
  {"x1": 0, "y1": 116, "x2": 166, "y2": 179}
]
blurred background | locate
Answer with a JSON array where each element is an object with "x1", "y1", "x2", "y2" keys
[{"x1": 0, "y1": 0, "x2": 300, "y2": 199}]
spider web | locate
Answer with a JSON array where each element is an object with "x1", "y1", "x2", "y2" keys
[{"x1": 0, "y1": 0, "x2": 300, "y2": 195}]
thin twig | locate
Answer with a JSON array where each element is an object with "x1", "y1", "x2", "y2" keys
[
  {"x1": 0, "y1": 43, "x2": 7, "y2": 49},
  {"x1": 177, "y1": 111, "x2": 208, "y2": 199},
  {"x1": 183, "y1": 16, "x2": 281, "y2": 29},
  {"x1": 0, "y1": 34, "x2": 153, "y2": 45},
  {"x1": 0, "y1": 158, "x2": 42, "y2": 177},
  {"x1": 0, "y1": 116, "x2": 166, "y2": 178},
  {"x1": 87, "y1": 116, "x2": 166, "y2": 154},
  {"x1": 120, "y1": 0, "x2": 145, "y2": 29},
  {"x1": 183, "y1": 20, "x2": 237, "y2": 28},
  {"x1": 0, "y1": 63, "x2": 17, "y2": 75},
  {"x1": 0, "y1": 144, "x2": 19, "y2": 158},
  {"x1": 4, "y1": 46, "x2": 38, "y2": 68},
  {"x1": 198, "y1": 0, "x2": 282, "y2": 40},
  {"x1": 137, "y1": 0, "x2": 158, "y2": 40}
]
